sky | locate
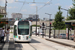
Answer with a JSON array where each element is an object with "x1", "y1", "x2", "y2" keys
[{"x1": 0, "y1": 0, "x2": 73, "y2": 19}]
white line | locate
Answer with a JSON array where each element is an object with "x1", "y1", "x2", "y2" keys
[{"x1": 2, "y1": 43, "x2": 9, "y2": 50}]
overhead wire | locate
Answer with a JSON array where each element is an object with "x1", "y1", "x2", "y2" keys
[
  {"x1": 17, "y1": 0, "x2": 52, "y2": 13},
  {"x1": 38, "y1": 0, "x2": 52, "y2": 11},
  {"x1": 19, "y1": 0, "x2": 26, "y2": 12},
  {"x1": 33, "y1": 0, "x2": 52, "y2": 14}
]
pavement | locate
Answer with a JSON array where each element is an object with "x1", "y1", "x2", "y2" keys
[
  {"x1": 45, "y1": 36, "x2": 75, "y2": 48},
  {"x1": 0, "y1": 33, "x2": 15, "y2": 50}
]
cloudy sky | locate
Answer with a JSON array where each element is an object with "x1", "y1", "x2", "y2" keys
[{"x1": 0, "y1": 0, "x2": 73, "y2": 19}]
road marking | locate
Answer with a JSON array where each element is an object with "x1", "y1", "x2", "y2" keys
[
  {"x1": 28, "y1": 43, "x2": 37, "y2": 50},
  {"x1": 3, "y1": 43, "x2": 9, "y2": 50}
]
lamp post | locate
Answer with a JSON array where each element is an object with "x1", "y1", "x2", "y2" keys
[
  {"x1": 60, "y1": 7, "x2": 69, "y2": 40},
  {"x1": 5, "y1": 0, "x2": 7, "y2": 18},
  {"x1": 60, "y1": 8, "x2": 68, "y2": 17},
  {"x1": 36, "y1": 6, "x2": 38, "y2": 36},
  {"x1": 45, "y1": 13, "x2": 52, "y2": 38},
  {"x1": 5, "y1": 0, "x2": 7, "y2": 32}
]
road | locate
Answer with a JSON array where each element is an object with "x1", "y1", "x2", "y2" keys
[{"x1": 0, "y1": 34, "x2": 75, "y2": 50}]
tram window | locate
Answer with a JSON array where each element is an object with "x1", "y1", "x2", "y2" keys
[
  {"x1": 18, "y1": 21, "x2": 29, "y2": 35},
  {"x1": 18, "y1": 29, "x2": 29, "y2": 35},
  {"x1": 14, "y1": 25, "x2": 17, "y2": 36},
  {"x1": 30, "y1": 26, "x2": 32, "y2": 36}
]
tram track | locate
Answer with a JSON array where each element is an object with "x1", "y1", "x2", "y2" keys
[
  {"x1": 28, "y1": 43, "x2": 37, "y2": 50},
  {"x1": 32, "y1": 37, "x2": 58, "y2": 50},
  {"x1": 32, "y1": 36, "x2": 75, "y2": 50}
]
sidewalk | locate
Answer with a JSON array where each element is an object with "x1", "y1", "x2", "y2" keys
[{"x1": 45, "y1": 37, "x2": 75, "y2": 48}]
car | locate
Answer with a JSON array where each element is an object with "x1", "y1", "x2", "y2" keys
[
  {"x1": 32, "y1": 31, "x2": 39, "y2": 35},
  {"x1": 69, "y1": 34, "x2": 74, "y2": 40},
  {"x1": 39, "y1": 32, "x2": 45, "y2": 36},
  {"x1": 32, "y1": 31, "x2": 36, "y2": 34},
  {"x1": 56, "y1": 33, "x2": 66, "y2": 39}
]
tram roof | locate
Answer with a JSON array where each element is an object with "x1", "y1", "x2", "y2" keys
[
  {"x1": 14, "y1": 20, "x2": 32, "y2": 25},
  {"x1": 14, "y1": 20, "x2": 19, "y2": 25}
]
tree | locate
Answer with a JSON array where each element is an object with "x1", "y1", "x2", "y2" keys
[
  {"x1": 67, "y1": 0, "x2": 75, "y2": 20},
  {"x1": 53, "y1": 6, "x2": 65, "y2": 37}
]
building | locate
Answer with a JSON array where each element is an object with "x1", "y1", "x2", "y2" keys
[
  {"x1": 43, "y1": 18, "x2": 54, "y2": 21},
  {"x1": 26, "y1": 14, "x2": 39, "y2": 21},
  {"x1": 11, "y1": 13, "x2": 22, "y2": 20},
  {"x1": 0, "y1": 6, "x2": 6, "y2": 15}
]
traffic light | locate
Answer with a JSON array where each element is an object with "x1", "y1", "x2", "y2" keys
[
  {"x1": 42, "y1": 22, "x2": 45, "y2": 26},
  {"x1": 49, "y1": 23, "x2": 52, "y2": 38},
  {"x1": 40, "y1": 26, "x2": 41, "y2": 28}
]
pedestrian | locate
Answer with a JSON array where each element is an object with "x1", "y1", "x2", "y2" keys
[
  {"x1": 1, "y1": 28, "x2": 5, "y2": 43},
  {"x1": 0, "y1": 28, "x2": 2, "y2": 42},
  {"x1": 6, "y1": 28, "x2": 10, "y2": 42}
]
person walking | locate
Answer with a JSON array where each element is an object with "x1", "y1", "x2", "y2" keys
[
  {"x1": 0, "y1": 28, "x2": 2, "y2": 42},
  {"x1": 6, "y1": 28, "x2": 10, "y2": 42},
  {"x1": 1, "y1": 28, "x2": 5, "y2": 43}
]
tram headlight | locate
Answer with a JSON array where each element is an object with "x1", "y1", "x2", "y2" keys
[
  {"x1": 26, "y1": 36, "x2": 29, "y2": 40},
  {"x1": 18, "y1": 36, "x2": 21, "y2": 39}
]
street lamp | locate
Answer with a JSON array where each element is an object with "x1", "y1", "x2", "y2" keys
[
  {"x1": 60, "y1": 8, "x2": 68, "y2": 17},
  {"x1": 5, "y1": 0, "x2": 7, "y2": 18},
  {"x1": 60, "y1": 7, "x2": 69, "y2": 40},
  {"x1": 45, "y1": 13, "x2": 52, "y2": 38},
  {"x1": 5, "y1": 0, "x2": 7, "y2": 32},
  {"x1": 36, "y1": 6, "x2": 38, "y2": 36}
]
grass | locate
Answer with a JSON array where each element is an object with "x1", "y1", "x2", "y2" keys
[{"x1": 10, "y1": 32, "x2": 13, "y2": 33}]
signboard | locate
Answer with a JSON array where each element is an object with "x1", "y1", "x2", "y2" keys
[
  {"x1": 65, "y1": 22, "x2": 71, "y2": 24},
  {"x1": 0, "y1": 21, "x2": 8, "y2": 24},
  {"x1": 71, "y1": 22, "x2": 75, "y2": 26},
  {"x1": 0, "y1": 6, "x2": 6, "y2": 15}
]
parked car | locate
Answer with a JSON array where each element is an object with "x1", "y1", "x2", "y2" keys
[
  {"x1": 39, "y1": 32, "x2": 45, "y2": 35},
  {"x1": 56, "y1": 33, "x2": 66, "y2": 39},
  {"x1": 32, "y1": 31, "x2": 39, "y2": 35},
  {"x1": 69, "y1": 34, "x2": 74, "y2": 40},
  {"x1": 32, "y1": 31, "x2": 36, "y2": 34}
]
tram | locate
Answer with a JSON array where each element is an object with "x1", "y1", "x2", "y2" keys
[{"x1": 13, "y1": 20, "x2": 32, "y2": 42}]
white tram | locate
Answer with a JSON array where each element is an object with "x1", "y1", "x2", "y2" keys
[{"x1": 13, "y1": 20, "x2": 32, "y2": 42}]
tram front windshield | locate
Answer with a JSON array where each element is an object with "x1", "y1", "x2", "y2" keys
[{"x1": 18, "y1": 21, "x2": 29, "y2": 35}]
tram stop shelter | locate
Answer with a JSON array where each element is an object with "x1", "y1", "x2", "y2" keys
[{"x1": 65, "y1": 20, "x2": 75, "y2": 42}]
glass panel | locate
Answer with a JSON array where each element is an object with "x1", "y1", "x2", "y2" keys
[
  {"x1": 18, "y1": 29, "x2": 29, "y2": 35},
  {"x1": 30, "y1": 26, "x2": 32, "y2": 36},
  {"x1": 18, "y1": 21, "x2": 29, "y2": 35},
  {"x1": 18, "y1": 25, "x2": 29, "y2": 29},
  {"x1": 18, "y1": 21, "x2": 29, "y2": 29},
  {"x1": 14, "y1": 25, "x2": 17, "y2": 36}
]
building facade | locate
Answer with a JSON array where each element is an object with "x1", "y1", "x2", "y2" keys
[
  {"x1": 26, "y1": 14, "x2": 39, "y2": 21},
  {"x1": 11, "y1": 13, "x2": 22, "y2": 20},
  {"x1": 0, "y1": 6, "x2": 6, "y2": 15}
]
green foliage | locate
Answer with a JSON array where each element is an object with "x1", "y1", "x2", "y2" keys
[
  {"x1": 53, "y1": 6, "x2": 65, "y2": 30},
  {"x1": 32, "y1": 25, "x2": 40, "y2": 27},
  {"x1": 58, "y1": 6, "x2": 61, "y2": 11},
  {"x1": 0, "y1": 15, "x2": 4, "y2": 18},
  {"x1": 67, "y1": 0, "x2": 75, "y2": 20},
  {"x1": 66, "y1": 0, "x2": 75, "y2": 30},
  {"x1": 67, "y1": 8, "x2": 75, "y2": 20},
  {"x1": 0, "y1": 15, "x2": 5, "y2": 28},
  {"x1": 72, "y1": 0, "x2": 75, "y2": 7}
]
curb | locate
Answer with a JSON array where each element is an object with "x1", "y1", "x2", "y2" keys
[{"x1": 45, "y1": 38, "x2": 75, "y2": 48}]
